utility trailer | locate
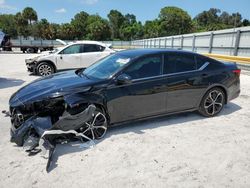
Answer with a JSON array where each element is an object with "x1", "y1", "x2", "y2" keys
[
  {"x1": 0, "y1": 35, "x2": 55, "y2": 53},
  {"x1": 0, "y1": 33, "x2": 65, "y2": 53}
]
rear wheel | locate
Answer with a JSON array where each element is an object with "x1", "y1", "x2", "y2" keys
[
  {"x1": 199, "y1": 87, "x2": 225, "y2": 117},
  {"x1": 37, "y1": 62, "x2": 54, "y2": 76},
  {"x1": 27, "y1": 48, "x2": 35, "y2": 53},
  {"x1": 80, "y1": 108, "x2": 107, "y2": 140}
]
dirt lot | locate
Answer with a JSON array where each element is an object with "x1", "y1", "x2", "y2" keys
[{"x1": 0, "y1": 53, "x2": 250, "y2": 188}]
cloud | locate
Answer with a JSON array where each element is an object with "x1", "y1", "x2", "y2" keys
[
  {"x1": 55, "y1": 8, "x2": 67, "y2": 13},
  {"x1": 0, "y1": 0, "x2": 16, "y2": 10},
  {"x1": 81, "y1": 0, "x2": 98, "y2": 5}
]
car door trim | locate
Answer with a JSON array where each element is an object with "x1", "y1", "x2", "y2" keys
[
  {"x1": 132, "y1": 62, "x2": 210, "y2": 81},
  {"x1": 108, "y1": 61, "x2": 209, "y2": 88}
]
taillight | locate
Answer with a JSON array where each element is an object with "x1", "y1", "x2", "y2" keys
[{"x1": 232, "y1": 69, "x2": 241, "y2": 77}]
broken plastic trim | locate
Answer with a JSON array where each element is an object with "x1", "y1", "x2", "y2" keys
[{"x1": 9, "y1": 104, "x2": 102, "y2": 172}]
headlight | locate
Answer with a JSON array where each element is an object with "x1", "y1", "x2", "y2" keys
[{"x1": 25, "y1": 58, "x2": 35, "y2": 64}]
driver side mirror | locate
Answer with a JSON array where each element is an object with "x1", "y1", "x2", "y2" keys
[{"x1": 116, "y1": 74, "x2": 132, "y2": 85}]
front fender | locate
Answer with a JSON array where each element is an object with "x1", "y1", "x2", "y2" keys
[{"x1": 63, "y1": 92, "x2": 110, "y2": 122}]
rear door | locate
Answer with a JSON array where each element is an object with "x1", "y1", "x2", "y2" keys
[
  {"x1": 106, "y1": 54, "x2": 168, "y2": 123},
  {"x1": 80, "y1": 44, "x2": 111, "y2": 68},
  {"x1": 164, "y1": 52, "x2": 208, "y2": 112},
  {"x1": 56, "y1": 44, "x2": 83, "y2": 70}
]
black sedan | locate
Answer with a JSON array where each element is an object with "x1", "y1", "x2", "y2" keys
[{"x1": 9, "y1": 49, "x2": 240, "y2": 145}]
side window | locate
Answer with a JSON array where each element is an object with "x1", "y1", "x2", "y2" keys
[
  {"x1": 164, "y1": 53, "x2": 196, "y2": 74},
  {"x1": 196, "y1": 55, "x2": 209, "y2": 69},
  {"x1": 196, "y1": 55, "x2": 224, "y2": 70},
  {"x1": 84, "y1": 44, "x2": 105, "y2": 52},
  {"x1": 97, "y1": 45, "x2": 105, "y2": 51},
  {"x1": 61, "y1": 44, "x2": 82, "y2": 54},
  {"x1": 124, "y1": 55, "x2": 162, "y2": 79}
]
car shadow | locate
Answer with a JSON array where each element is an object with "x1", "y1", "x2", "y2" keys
[
  {"x1": 0, "y1": 77, "x2": 25, "y2": 89},
  {"x1": 48, "y1": 102, "x2": 241, "y2": 171}
]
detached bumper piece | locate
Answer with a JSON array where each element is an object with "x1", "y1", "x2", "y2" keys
[{"x1": 9, "y1": 105, "x2": 97, "y2": 172}]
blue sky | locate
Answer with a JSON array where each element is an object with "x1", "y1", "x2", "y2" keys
[{"x1": 0, "y1": 0, "x2": 250, "y2": 23}]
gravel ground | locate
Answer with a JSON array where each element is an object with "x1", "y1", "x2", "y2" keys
[{"x1": 0, "y1": 53, "x2": 250, "y2": 188}]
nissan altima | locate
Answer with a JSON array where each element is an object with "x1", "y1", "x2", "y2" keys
[{"x1": 8, "y1": 49, "x2": 240, "y2": 148}]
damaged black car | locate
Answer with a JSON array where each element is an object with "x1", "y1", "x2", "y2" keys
[{"x1": 7, "y1": 49, "x2": 240, "y2": 171}]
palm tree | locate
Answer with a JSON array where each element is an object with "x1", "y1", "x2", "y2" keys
[{"x1": 22, "y1": 7, "x2": 38, "y2": 25}]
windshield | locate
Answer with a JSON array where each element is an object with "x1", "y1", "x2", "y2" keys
[
  {"x1": 50, "y1": 48, "x2": 60, "y2": 54},
  {"x1": 83, "y1": 54, "x2": 131, "y2": 80}
]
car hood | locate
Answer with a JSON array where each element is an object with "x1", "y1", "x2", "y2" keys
[
  {"x1": 26, "y1": 53, "x2": 52, "y2": 64},
  {"x1": 9, "y1": 70, "x2": 99, "y2": 106}
]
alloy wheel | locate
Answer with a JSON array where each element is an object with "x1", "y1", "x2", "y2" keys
[
  {"x1": 81, "y1": 112, "x2": 107, "y2": 140},
  {"x1": 204, "y1": 90, "x2": 224, "y2": 116},
  {"x1": 38, "y1": 64, "x2": 52, "y2": 76}
]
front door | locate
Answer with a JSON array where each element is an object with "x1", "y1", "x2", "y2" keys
[
  {"x1": 106, "y1": 54, "x2": 168, "y2": 123},
  {"x1": 56, "y1": 44, "x2": 83, "y2": 70}
]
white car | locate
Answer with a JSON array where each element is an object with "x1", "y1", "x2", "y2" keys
[{"x1": 25, "y1": 41, "x2": 115, "y2": 76}]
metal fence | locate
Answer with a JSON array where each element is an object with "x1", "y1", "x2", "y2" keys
[{"x1": 131, "y1": 26, "x2": 250, "y2": 57}]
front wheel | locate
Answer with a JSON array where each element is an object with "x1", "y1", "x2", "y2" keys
[
  {"x1": 80, "y1": 108, "x2": 108, "y2": 140},
  {"x1": 37, "y1": 62, "x2": 54, "y2": 76},
  {"x1": 199, "y1": 87, "x2": 225, "y2": 117}
]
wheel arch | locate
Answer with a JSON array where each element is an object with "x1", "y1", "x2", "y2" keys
[
  {"x1": 199, "y1": 84, "x2": 228, "y2": 106},
  {"x1": 93, "y1": 103, "x2": 110, "y2": 123},
  {"x1": 63, "y1": 93, "x2": 110, "y2": 124},
  {"x1": 37, "y1": 60, "x2": 57, "y2": 73}
]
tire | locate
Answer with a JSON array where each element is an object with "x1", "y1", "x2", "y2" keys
[
  {"x1": 80, "y1": 108, "x2": 108, "y2": 140},
  {"x1": 37, "y1": 62, "x2": 55, "y2": 76},
  {"x1": 27, "y1": 48, "x2": 35, "y2": 53},
  {"x1": 198, "y1": 87, "x2": 225, "y2": 117}
]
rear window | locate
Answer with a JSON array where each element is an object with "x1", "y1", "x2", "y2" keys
[
  {"x1": 196, "y1": 55, "x2": 224, "y2": 69},
  {"x1": 84, "y1": 44, "x2": 105, "y2": 52},
  {"x1": 164, "y1": 53, "x2": 196, "y2": 74},
  {"x1": 196, "y1": 55, "x2": 209, "y2": 69}
]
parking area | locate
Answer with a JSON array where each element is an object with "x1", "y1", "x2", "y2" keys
[{"x1": 0, "y1": 53, "x2": 250, "y2": 188}]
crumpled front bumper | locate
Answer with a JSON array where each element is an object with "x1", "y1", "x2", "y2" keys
[
  {"x1": 10, "y1": 116, "x2": 52, "y2": 146},
  {"x1": 25, "y1": 60, "x2": 37, "y2": 73}
]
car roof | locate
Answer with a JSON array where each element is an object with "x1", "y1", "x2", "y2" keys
[
  {"x1": 68, "y1": 40, "x2": 108, "y2": 46},
  {"x1": 116, "y1": 48, "x2": 198, "y2": 58}
]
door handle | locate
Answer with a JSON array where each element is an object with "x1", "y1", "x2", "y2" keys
[
  {"x1": 60, "y1": 56, "x2": 63, "y2": 59},
  {"x1": 201, "y1": 73, "x2": 208, "y2": 77}
]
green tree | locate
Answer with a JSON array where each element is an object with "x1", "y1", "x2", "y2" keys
[
  {"x1": 242, "y1": 19, "x2": 250, "y2": 26},
  {"x1": 0, "y1": 14, "x2": 18, "y2": 37},
  {"x1": 32, "y1": 19, "x2": 54, "y2": 39},
  {"x1": 159, "y1": 6, "x2": 193, "y2": 36},
  {"x1": 14, "y1": 12, "x2": 30, "y2": 37},
  {"x1": 194, "y1": 8, "x2": 221, "y2": 27},
  {"x1": 123, "y1": 14, "x2": 137, "y2": 26},
  {"x1": 50, "y1": 23, "x2": 61, "y2": 39},
  {"x1": 108, "y1": 10, "x2": 125, "y2": 39},
  {"x1": 71, "y1": 11, "x2": 89, "y2": 39},
  {"x1": 143, "y1": 20, "x2": 161, "y2": 38},
  {"x1": 59, "y1": 23, "x2": 75, "y2": 40},
  {"x1": 229, "y1": 13, "x2": 242, "y2": 27},
  {"x1": 219, "y1": 11, "x2": 231, "y2": 26},
  {"x1": 194, "y1": 9, "x2": 243, "y2": 31},
  {"x1": 85, "y1": 15, "x2": 111, "y2": 40},
  {"x1": 22, "y1": 7, "x2": 38, "y2": 24},
  {"x1": 120, "y1": 14, "x2": 143, "y2": 40}
]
